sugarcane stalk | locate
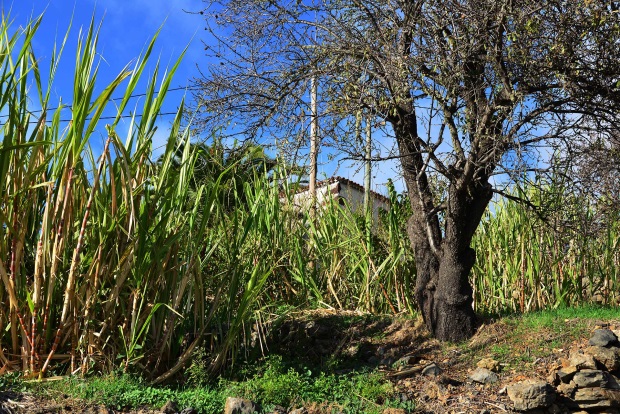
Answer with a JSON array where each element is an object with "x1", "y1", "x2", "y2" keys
[{"x1": 41, "y1": 138, "x2": 110, "y2": 376}]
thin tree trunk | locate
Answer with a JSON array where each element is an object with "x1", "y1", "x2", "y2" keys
[{"x1": 309, "y1": 76, "x2": 318, "y2": 218}]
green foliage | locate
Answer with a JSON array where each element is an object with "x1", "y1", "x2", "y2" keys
[
  {"x1": 221, "y1": 355, "x2": 401, "y2": 413},
  {"x1": 471, "y1": 182, "x2": 620, "y2": 314},
  {"x1": 37, "y1": 375, "x2": 225, "y2": 413},
  {"x1": 0, "y1": 372, "x2": 24, "y2": 391},
  {"x1": 185, "y1": 346, "x2": 211, "y2": 387},
  {"x1": 32, "y1": 358, "x2": 407, "y2": 414}
]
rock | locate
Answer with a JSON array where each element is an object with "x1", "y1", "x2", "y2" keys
[
  {"x1": 573, "y1": 387, "x2": 620, "y2": 409},
  {"x1": 572, "y1": 370, "x2": 617, "y2": 388},
  {"x1": 469, "y1": 367, "x2": 499, "y2": 384},
  {"x1": 476, "y1": 357, "x2": 500, "y2": 372},
  {"x1": 161, "y1": 400, "x2": 178, "y2": 414},
  {"x1": 179, "y1": 409, "x2": 198, "y2": 414},
  {"x1": 289, "y1": 408, "x2": 308, "y2": 414},
  {"x1": 569, "y1": 351, "x2": 598, "y2": 370},
  {"x1": 590, "y1": 329, "x2": 619, "y2": 347},
  {"x1": 224, "y1": 397, "x2": 259, "y2": 414},
  {"x1": 557, "y1": 366, "x2": 578, "y2": 383},
  {"x1": 549, "y1": 366, "x2": 577, "y2": 385},
  {"x1": 507, "y1": 379, "x2": 556, "y2": 411},
  {"x1": 422, "y1": 363, "x2": 443, "y2": 377},
  {"x1": 586, "y1": 346, "x2": 620, "y2": 371},
  {"x1": 557, "y1": 381, "x2": 577, "y2": 397}
]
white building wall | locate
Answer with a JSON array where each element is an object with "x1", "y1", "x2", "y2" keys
[{"x1": 282, "y1": 178, "x2": 391, "y2": 224}]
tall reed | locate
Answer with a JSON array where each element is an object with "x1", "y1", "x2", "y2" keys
[
  {"x1": 0, "y1": 13, "x2": 226, "y2": 379},
  {"x1": 471, "y1": 183, "x2": 620, "y2": 314}
]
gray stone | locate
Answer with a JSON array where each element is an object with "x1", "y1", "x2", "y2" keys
[
  {"x1": 179, "y1": 409, "x2": 198, "y2": 414},
  {"x1": 224, "y1": 397, "x2": 259, "y2": 414},
  {"x1": 569, "y1": 351, "x2": 598, "y2": 370},
  {"x1": 557, "y1": 366, "x2": 578, "y2": 383},
  {"x1": 590, "y1": 329, "x2": 619, "y2": 348},
  {"x1": 573, "y1": 387, "x2": 620, "y2": 409},
  {"x1": 422, "y1": 363, "x2": 443, "y2": 377},
  {"x1": 507, "y1": 379, "x2": 556, "y2": 411},
  {"x1": 586, "y1": 346, "x2": 620, "y2": 371},
  {"x1": 469, "y1": 367, "x2": 499, "y2": 384},
  {"x1": 572, "y1": 370, "x2": 615, "y2": 388}
]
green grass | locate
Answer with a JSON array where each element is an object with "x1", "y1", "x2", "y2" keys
[
  {"x1": 29, "y1": 356, "x2": 412, "y2": 414},
  {"x1": 31, "y1": 375, "x2": 225, "y2": 413},
  {"x1": 459, "y1": 305, "x2": 620, "y2": 370},
  {"x1": 516, "y1": 305, "x2": 620, "y2": 327}
]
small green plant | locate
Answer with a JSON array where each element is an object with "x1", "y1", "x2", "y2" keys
[
  {"x1": 186, "y1": 346, "x2": 210, "y2": 387},
  {"x1": 0, "y1": 372, "x2": 24, "y2": 391}
]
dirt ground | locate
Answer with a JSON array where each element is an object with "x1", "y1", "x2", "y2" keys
[{"x1": 2, "y1": 310, "x2": 618, "y2": 414}]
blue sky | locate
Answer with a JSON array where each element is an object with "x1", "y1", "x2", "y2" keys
[
  {"x1": 4, "y1": 0, "x2": 204, "y2": 156},
  {"x1": 3, "y1": 0, "x2": 405, "y2": 195}
]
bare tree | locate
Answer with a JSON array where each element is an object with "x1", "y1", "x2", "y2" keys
[
  {"x1": 572, "y1": 129, "x2": 620, "y2": 215},
  {"x1": 193, "y1": 0, "x2": 620, "y2": 341}
]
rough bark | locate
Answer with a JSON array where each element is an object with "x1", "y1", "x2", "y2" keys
[
  {"x1": 406, "y1": 180, "x2": 493, "y2": 342},
  {"x1": 395, "y1": 106, "x2": 494, "y2": 342}
]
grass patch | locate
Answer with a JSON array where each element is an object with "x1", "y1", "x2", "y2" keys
[
  {"x1": 224, "y1": 356, "x2": 410, "y2": 413},
  {"x1": 28, "y1": 356, "x2": 412, "y2": 414},
  {"x1": 461, "y1": 305, "x2": 620, "y2": 370},
  {"x1": 516, "y1": 305, "x2": 620, "y2": 327}
]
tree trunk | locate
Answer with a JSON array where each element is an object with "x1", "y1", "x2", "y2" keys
[
  {"x1": 411, "y1": 182, "x2": 493, "y2": 342},
  {"x1": 414, "y1": 243, "x2": 478, "y2": 342},
  {"x1": 393, "y1": 109, "x2": 493, "y2": 341}
]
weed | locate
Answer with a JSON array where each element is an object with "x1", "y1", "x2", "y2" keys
[
  {"x1": 0, "y1": 372, "x2": 24, "y2": 392},
  {"x1": 29, "y1": 356, "x2": 408, "y2": 414}
]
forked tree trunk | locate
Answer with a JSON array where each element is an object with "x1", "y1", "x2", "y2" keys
[
  {"x1": 409, "y1": 182, "x2": 493, "y2": 342},
  {"x1": 394, "y1": 111, "x2": 493, "y2": 342}
]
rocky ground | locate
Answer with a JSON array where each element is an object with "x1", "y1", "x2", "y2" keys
[{"x1": 1, "y1": 310, "x2": 619, "y2": 413}]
